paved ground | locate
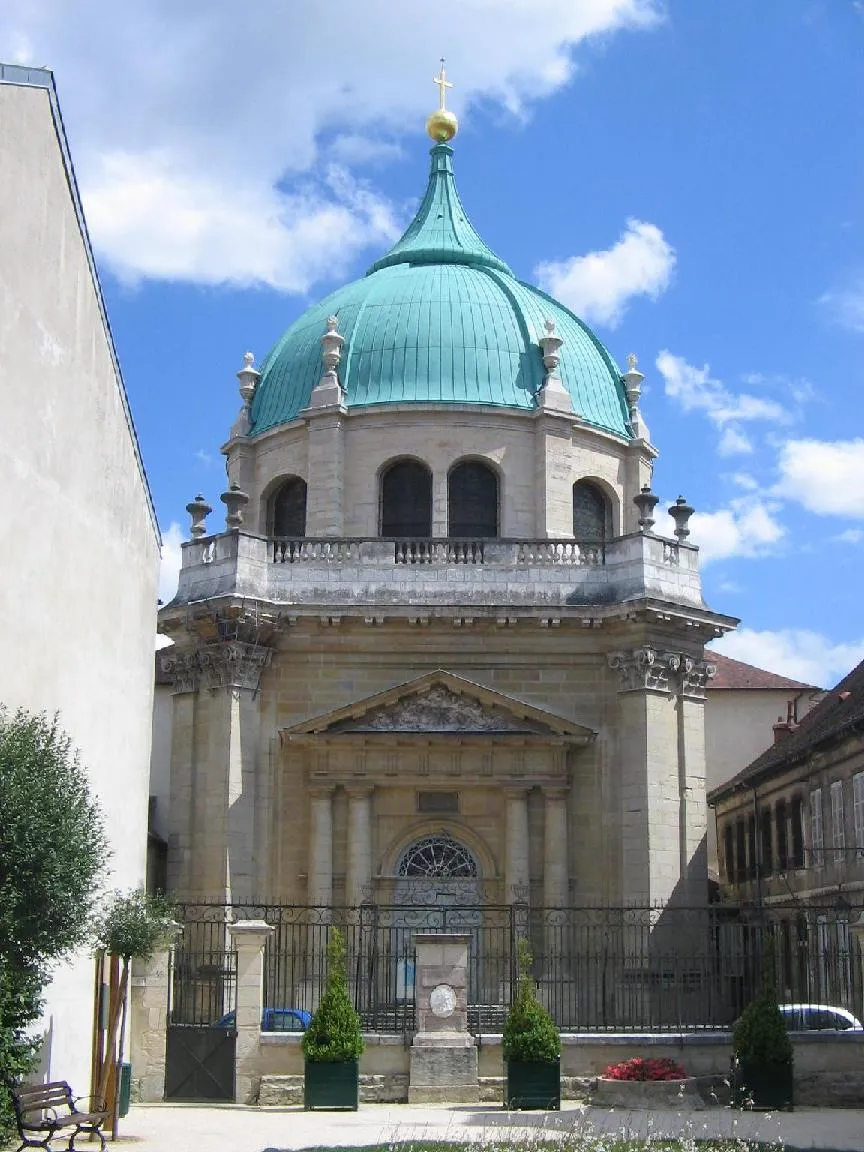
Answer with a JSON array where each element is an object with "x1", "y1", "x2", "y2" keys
[{"x1": 119, "y1": 1102, "x2": 864, "y2": 1152}]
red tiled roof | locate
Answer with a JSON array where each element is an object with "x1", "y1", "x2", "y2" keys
[
  {"x1": 709, "y1": 656, "x2": 864, "y2": 802},
  {"x1": 706, "y1": 652, "x2": 819, "y2": 692}
]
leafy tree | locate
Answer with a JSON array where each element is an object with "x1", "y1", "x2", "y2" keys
[
  {"x1": 302, "y1": 927, "x2": 364, "y2": 1063},
  {"x1": 502, "y1": 938, "x2": 560, "y2": 1064},
  {"x1": 0, "y1": 708, "x2": 108, "y2": 1135}
]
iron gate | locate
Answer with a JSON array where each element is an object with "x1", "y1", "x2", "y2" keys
[{"x1": 164, "y1": 942, "x2": 237, "y2": 1102}]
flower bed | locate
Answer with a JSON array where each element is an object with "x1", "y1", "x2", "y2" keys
[
  {"x1": 588, "y1": 1057, "x2": 710, "y2": 1110},
  {"x1": 604, "y1": 1057, "x2": 688, "y2": 1082}
]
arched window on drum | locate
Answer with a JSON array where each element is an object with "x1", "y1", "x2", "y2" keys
[
  {"x1": 380, "y1": 459, "x2": 433, "y2": 537},
  {"x1": 270, "y1": 476, "x2": 307, "y2": 538},
  {"x1": 448, "y1": 460, "x2": 499, "y2": 538},
  {"x1": 572, "y1": 480, "x2": 610, "y2": 543}
]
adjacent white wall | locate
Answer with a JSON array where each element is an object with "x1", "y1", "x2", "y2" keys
[{"x1": 0, "y1": 75, "x2": 160, "y2": 1089}]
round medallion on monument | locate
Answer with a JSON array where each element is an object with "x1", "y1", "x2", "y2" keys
[{"x1": 429, "y1": 983, "x2": 457, "y2": 1018}]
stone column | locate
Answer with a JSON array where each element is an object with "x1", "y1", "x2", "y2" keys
[
  {"x1": 129, "y1": 944, "x2": 173, "y2": 1102},
  {"x1": 345, "y1": 785, "x2": 374, "y2": 907},
  {"x1": 504, "y1": 787, "x2": 530, "y2": 902},
  {"x1": 308, "y1": 786, "x2": 334, "y2": 906},
  {"x1": 228, "y1": 920, "x2": 274, "y2": 1106}
]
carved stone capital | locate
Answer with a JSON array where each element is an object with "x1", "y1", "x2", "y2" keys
[
  {"x1": 680, "y1": 657, "x2": 717, "y2": 699},
  {"x1": 607, "y1": 648, "x2": 717, "y2": 698},
  {"x1": 608, "y1": 646, "x2": 676, "y2": 693},
  {"x1": 160, "y1": 639, "x2": 272, "y2": 694}
]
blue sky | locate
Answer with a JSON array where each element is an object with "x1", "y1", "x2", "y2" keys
[{"x1": 3, "y1": 1, "x2": 864, "y2": 686}]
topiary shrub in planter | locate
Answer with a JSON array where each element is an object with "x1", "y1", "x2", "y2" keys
[
  {"x1": 732, "y1": 937, "x2": 794, "y2": 1111},
  {"x1": 502, "y1": 939, "x2": 560, "y2": 1110},
  {"x1": 302, "y1": 928, "x2": 364, "y2": 1110}
]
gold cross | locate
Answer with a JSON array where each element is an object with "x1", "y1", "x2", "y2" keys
[{"x1": 433, "y1": 58, "x2": 453, "y2": 110}]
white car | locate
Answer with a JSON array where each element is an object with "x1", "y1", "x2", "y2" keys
[{"x1": 779, "y1": 1004, "x2": 863, "y2": 1032}]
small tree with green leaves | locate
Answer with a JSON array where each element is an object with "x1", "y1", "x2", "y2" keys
[
  {"x1": 733, "y1": 935, "x2": 793, "y2": 1068},
  {"x1": 502, "y1": 938, "x2": 560, "y2": 1064},
  {"x1": 96, "y1": 889, "x2": 177, "y2": 1134},
  {"x1": 302, "y1": 927, "x2": 364, "y2": 1063},
  {"x1": 0, "y1": 708, "x2": 108, "y2": 1138}
]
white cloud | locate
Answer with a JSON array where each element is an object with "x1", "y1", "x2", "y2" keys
[
  {"x1": 834, "y1": 528, "x2": 864, "y2": 544},
  {"x1": 535, "y1": 219, "x2": 675, "y2": 328},
  {"x1": 158, "y1": 521, "x2": 184, "y2": 606},
  {"x1": 819, "y1": 280, "x2": 864, "y2": 334},
  {"x1": 729, "y1": 471, "x2": 759, "y2": 491},
  {"x1": 0, "y1": 0, "x2": 662, "y2": 291},
  {"x1": 688, "y1": 498, "x2": 786, "y2": 565},
  {"x1": 711, "y1": 628, "x2": 864, "y2": 689},
  {"x1": 717, "y1": 427, "x2": 753, "y2": 457},
  {"x1": 656, "y1": 351, "x2": 790, "y2": 428},
  {"x1": 776, "y1": 438, "x2": 864, "y2": 518}
]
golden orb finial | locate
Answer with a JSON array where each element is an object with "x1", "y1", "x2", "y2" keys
[{"x1": 427, "y1": 58, "x2": 458, "y2": 143}]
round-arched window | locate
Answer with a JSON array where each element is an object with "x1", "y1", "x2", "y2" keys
[
  {"x1": 572, "y1": 480, "x2": 609, "y2": 543},
  {"x1": 271, "y1": 477, "x2": 307, "y2": 537},
  {"x1": 380, "y1": 459, "x2": 432, "y2": 537},
  {"x1": 448, "y1": 461, "x2": 499, "y2": 538},
  {"x1": 397, "y1": 835, "x2": 478, "y2": 878}
]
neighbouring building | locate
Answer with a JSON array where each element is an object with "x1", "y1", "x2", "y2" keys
[
  {"x1": 0, "y1": 65, "x2": 160, "y2": 1087},
  {"x1": 703, "y1": 652, "x2": 822, "y2": 878},
  {"x1": 709, "y1": 656, "x2": 864, "y2": 1010}
]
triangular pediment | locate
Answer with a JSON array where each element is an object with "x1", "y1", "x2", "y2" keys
[{"x1": 282, "y1": 670, "x2": 595, "y2": 741}]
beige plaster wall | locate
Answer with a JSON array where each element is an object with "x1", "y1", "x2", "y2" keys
[{"x1": 0, "y1": 80, "x2": 160, "y2": 1089}]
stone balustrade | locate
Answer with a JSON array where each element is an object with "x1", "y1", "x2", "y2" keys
[{"x1": 171, "y1": 530, "x2": 708, "y2": 614}]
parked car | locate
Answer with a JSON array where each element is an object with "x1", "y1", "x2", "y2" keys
[
  {"x1": 778, "y1": 1004, "x2": 863, "y2": 1032},
  {"x1": 215, "y1": 1007, "x2": 311, "y2": 1031}
]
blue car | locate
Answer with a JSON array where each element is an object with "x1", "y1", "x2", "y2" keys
[{"x1": 215, "y1": 1007, "x2": 311, "y2": 1031}]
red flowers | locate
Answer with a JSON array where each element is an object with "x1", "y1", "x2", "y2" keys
[{"x1": 603, "y1": 1056, "x2": 688, "y2": 1082}]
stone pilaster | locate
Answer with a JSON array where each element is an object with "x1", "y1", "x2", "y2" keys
[
  {"x1": 607, "y1": 647, "x2": 714, "y2": 906},
  {"x1": 305, "y1": 411, "x2": 345, "y2": 535},
  {"x1": 160, "y1": 637, "x2": 271, "y2": 902},
  {"x1": 308, "y1": 786, "x2": 334, "y2": 906},
  {"x1": 504, "y1": 786, "x2": 530, "y2": 903},
  {"x1": 346, "y1": 785, "x2": 374, "y2": 907},
  {"x1": 129, "y1": 945, "x2": 173, "y2": 1102},
  {"x1": 533, "y1": 411, "x2": 575, "y2": 538},
  {"x1": 228, "y1": 920, "x2": 274, "y2": 1106},
  {"x1": 543, "y1": 786, "x2": 569, "y2": 908}
]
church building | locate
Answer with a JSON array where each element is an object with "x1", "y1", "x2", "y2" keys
[{"x1": 158, "y1": 72, "x2": 736, "y2": 927}]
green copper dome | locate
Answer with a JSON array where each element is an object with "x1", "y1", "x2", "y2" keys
[{"x1": 250, "y1": 143, "x2": 630, "y2": 438}]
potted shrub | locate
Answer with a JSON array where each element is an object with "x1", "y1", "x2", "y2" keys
[
  {"x1": 732, "y1": 937, "x2": 794, "y2": 1110},
  {"x1": 302, "y1": 927, "x2": 364, "y2": 1110},
  {"x1": 502, "y1": 939, "x2": 560, "y2": 1110}
]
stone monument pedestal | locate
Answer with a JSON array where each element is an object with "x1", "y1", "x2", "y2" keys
[{"x1": 408, "y1": 933, "x2": 478, "y2": 1104}]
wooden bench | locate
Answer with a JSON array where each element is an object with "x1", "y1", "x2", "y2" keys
[{"x1": 10, "y1": 1080, "x2": 108, "y2": 1152}]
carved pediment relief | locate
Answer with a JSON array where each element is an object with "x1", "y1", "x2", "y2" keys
[
  {"x1": 282, "y1": 670, "x2": 595, "y2": 743},
  {"x1": 329, "y1": 684, "x2": 543, "y2": 734}
]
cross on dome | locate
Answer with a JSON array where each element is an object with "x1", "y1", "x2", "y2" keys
[{"x1": 433, "y1": 58, "x2": 453, "y2": 110}]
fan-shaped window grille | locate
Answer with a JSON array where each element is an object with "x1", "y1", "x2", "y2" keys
[
  {"x1": 271, "y1": 477, "x2": 307, "y2": 537},
  {"x1": 572, "y1": 480, "x2": 609, "y2": 542},
  {"x1": 397, "y1": 836, "x2": 478, "y2": 878},
  {"x1": 380, "y1": 459, "x2": 432, "y2": 537},
  {"x1": 448, "y1": 461, "x2": 498, "y2": 538}
]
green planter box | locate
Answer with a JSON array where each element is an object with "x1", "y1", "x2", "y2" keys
[
  {"x1": 504, "y1": 1059, "x2": 560, "y2": 1110},
  {"x1": 732, "y1": 1059, "x2": 793, "y2": 1111},
  {"x1": 304, "y1": 1059, "x2": 359, "y2": 1110}
]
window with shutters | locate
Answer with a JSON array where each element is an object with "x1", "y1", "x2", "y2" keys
[
  {"x1": 447, "y1": 460, "x2": 499, "y2": 538},
  {"x1": 791, "y1": 795, "x2": 804, "y2": 868},
  {"x1": 271, "y1": 476, "x2": 307, "y2": 537},
  {"x1": 572, "y1": 480, "x2": 610, "y2": 542},
  {"x1": 735, "y1": 818, "x2": 747, "y2": 879},
  {"x1": 380, "y1": 458, "x2": 432, "y2": 537},
  {"x1": 775, "y1": 798, "x2": 788, "y2": 871},
  {"x1": 830, "y1": 781, "x2": 845, "y2": 864},
  {"x1": 724, "y1": 823, "x2": 736, "y2": 884},
  {"x1": 810, "y1": 787, "x2": 824, "y2": 867},
  {"x1": 854, "y1": 772, "x2": 864, "y2": 860},
  {"x1": 760, "y1": 807, "x2": 773, "y2": 874}
]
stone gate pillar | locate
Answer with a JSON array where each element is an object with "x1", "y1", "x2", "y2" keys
[
  {"x1": 129, "y1": 943, "x2": 174, "y2": 1102},
  {"x1": 228, "y1": 920, "x2": 274, "y2": 1105},
  {"x1": 408, "y1": 933, "x2": 478, "y2": 1104}
]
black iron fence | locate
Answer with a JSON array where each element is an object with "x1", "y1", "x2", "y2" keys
[{"x1": 168, "y1": 899, "x2": 863, "y2": 1036}]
